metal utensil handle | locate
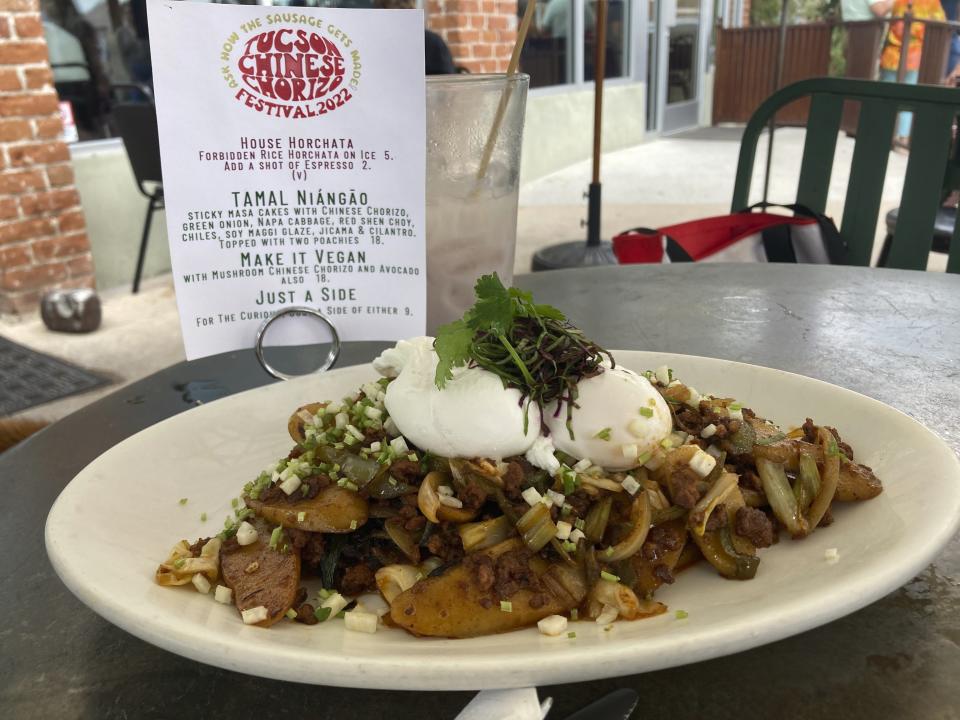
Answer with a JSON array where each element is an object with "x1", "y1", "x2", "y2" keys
[{"x1": 254, "y1": 306, "x2": 341, "y2": 381}]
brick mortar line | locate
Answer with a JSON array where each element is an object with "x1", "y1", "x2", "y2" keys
[
  {"x1": 3, "y1": 257, "x2": 81, "y2": 273},
  {"x1": 0, "y1": 238, "x2": 32, "y2": 251},
  {"x1": 0, "y1": 117, "x2": 64, "y2": 126},
  {"x1": 0, "y1": 228, "x2": 59, "y2": 242},
  {"x1": 0, "y1": 88, "x2": 59, "y2": 95},
  {"x1": 0, "y1": 133, "x2": 64, "y2": 145},
  {"x1": 12, "y1": 212, "x2": 86, "y2": 228}
]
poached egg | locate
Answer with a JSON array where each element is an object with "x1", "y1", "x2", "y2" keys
[
  {"x1": 373, "y1": 337, "x2": 540, "y2": 459},
  {"x1": 543, "y1": 364, "x2": 672, "y2": 470}
]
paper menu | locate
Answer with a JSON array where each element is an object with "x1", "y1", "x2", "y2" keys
[{"x1": 147, "y1": 1, "x2": 426, "y2": 359}]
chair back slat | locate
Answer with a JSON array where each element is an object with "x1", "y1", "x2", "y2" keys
[
  {"x1": 732, "y1": 78, "x2": 960, "y2": 272},
  {"x1": 838, "y1": 98, "x2": 897, "y2": 266},
  {"x1": 887, "y1": 105, "x2": 954, "y2": 270},
  {"x1": 732, "y1": 127, "x2": 763, "y2": 211},
  {"x1": 949, "y1": 213, "x2": 960, "y2": 273},
  {"x1": 795, "y1": 93, "x2": 843, "y2": 214},
  {"x1": 112, "y1": 103, "x2": 162, "y2": 186}
]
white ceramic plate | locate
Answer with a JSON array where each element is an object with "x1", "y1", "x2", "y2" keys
[{"x1": 46, "y1": 352, "x2": 960, "y2": 690}]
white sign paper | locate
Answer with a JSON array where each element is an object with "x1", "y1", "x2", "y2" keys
[{"x1": 147, "y1": 1, "x2": 426, "y2": 359}]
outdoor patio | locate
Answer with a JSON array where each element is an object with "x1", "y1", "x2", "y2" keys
[{"x1": 2, "y1": 125, "x2": 919, "y2": 424}]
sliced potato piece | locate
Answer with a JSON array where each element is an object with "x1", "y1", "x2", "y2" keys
[
  {"x1": 288, "y1": 402, "x2": 326, "y2": 444},
  {"x1": 836, "y1": 460, "x2": 882, "y2": 501},
  {"x1": 388, "y1": 539, "x2": 575, "y2": 638},
  {"x1": 246, "y1": 485, "x2": 368, "y2": 533},
  {"x1": 220, "y1": 522, "x2": 301, "y2": 627}
]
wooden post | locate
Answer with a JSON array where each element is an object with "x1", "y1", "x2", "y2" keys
[{"x1": 897, "y1": 7, "x2": 914, "y2": 83}]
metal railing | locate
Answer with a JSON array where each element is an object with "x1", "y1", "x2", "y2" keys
[{"x1": 713, "y1": 14, "x2": 960, "y2": 125}]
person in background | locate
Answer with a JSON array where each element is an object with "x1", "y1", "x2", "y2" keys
[
  {"x1": 841, "y1": 0, "x2": 892, "y2": 21},
  {"x1": 940, "y1": 0, "x2": 960, "y2": 82},
  {"x1": 879, "y1": 0, "x2": 946, "y2": 147},
  {"x1": 374, "y1": 0, "x2": 456, "y2": 75}
]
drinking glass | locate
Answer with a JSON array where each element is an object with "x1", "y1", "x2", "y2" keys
[{"x1": 425, "y1": 74, "x2": 530, "y2": 334}]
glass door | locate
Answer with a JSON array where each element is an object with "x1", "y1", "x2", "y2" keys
[
  {"x1": 661, "y1": 0, "x2": 703, "y2": 133},
  {"x1": 645, "y1": 0, "x2": 659, "y2": 131}
]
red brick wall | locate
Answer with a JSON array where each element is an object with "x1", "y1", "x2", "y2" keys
[
  {"x1": 426, "y1": 0, "x2": 518, "y2": 73},
  {"x1": 0, "y1": 0, "x2": 93, "y2": 316}
]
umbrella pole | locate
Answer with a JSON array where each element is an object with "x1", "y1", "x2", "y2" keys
[
  {"x1": 587, "y1": 0, "x2": 608, "y2": 247},
  {"x1": 531, "y1": 0, "x2": 618, "y2": 270}
]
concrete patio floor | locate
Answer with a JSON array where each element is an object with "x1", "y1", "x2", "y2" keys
[{"x1": 3, "y1": 125, "x2": 937, "y2": 425}]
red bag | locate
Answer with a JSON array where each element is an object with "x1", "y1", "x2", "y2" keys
[{"x1": 613, "y1": 204, "x2": 844, "y2": 265}]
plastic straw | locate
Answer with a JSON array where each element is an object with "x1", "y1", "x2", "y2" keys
[{"x1": 475, "y1": 0, "x2": 537, "y2": 183}]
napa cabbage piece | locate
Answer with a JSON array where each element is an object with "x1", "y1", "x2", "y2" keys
[{"x1": 155, "y1": 537, "x2": 221, "y2": 587}]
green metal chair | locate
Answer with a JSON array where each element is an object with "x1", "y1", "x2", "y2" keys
[{"x1": 732, "y1": 78, "x2": 960, "y2": 273}]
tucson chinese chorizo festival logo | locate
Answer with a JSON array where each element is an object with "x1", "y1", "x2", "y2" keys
[{"x1": 221, "y1": 21, "x2": 361, "y2": 119}]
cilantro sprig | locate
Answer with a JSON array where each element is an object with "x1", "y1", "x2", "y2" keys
[{"x1": 433, "y1": 273, "x2": 612, "y2": 437}]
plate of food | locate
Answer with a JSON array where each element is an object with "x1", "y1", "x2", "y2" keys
[{"x1": 46, "y1": 275, "x2": 960, "y2": 690}]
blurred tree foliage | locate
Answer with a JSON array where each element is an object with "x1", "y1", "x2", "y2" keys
[
  {"x1": 750, "y1": 0, "x2": 847, "y2": 75},
  {"x1": 751, "y1": 0, "x2": 841, "y2": 25}
]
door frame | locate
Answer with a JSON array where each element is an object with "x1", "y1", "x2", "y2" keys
[{"x1": 652, "y1": 0, "x2": 713, "y2": 134}]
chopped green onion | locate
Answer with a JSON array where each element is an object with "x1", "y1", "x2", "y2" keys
[
  {"x1": 826, "y1": 437, "x2": 840, "y2": 457},
  {"x1": 297, "y1": 511, "x2": 306, "y2": 522},
  {"x1": 407, "y1": 453, "x2": 418, "y2": 462},
  {"x1": 301, "y1": 484, "x2": 310, "y2": 496},
  {"x1": 337, "y1": 479, "x2": 359, "y2": 492},
  {"x1": 349, "y1": 520, "x2": 358, "y2": 530},
  {"x1": 178, "y1": 498, "x2": 188, "y2": 505},
  {"x1": 675, "y1": 610, "x2": 689, "y2": 619},
  {"x1": 594, "y1": 428, "x2": 612, "y2": 441},
  {"x1": 574, "y1": 518, "x2": 585, "y2": 531},
  {"x1": 500, "y1": 601, "x2": 513, "y2": 613},
  {"x1": 660, "y1": 438, "x2": 673, "y2": 449},
  {"x1": 286, "y1": 608, "x2": 298, "y2": 620},
  {"x1": 567, "y1": 631, "x2": 577, "y2": 639},
  {"x1": 516, "y1": 503, "x2": 558, "y2": 552},
  {"x1": 639, "y1": 407, "x2": 654, "y2": 418},
  {"x1": 604, "y1": 547, "x2": 614, "y2": 557},
  {"x1": 269, "y1": 526, "x2": 282, "y2": 550},
  {"x1": 314, "y1": 606, "x2": 332, "y2": 622},
  {"x1": 560, "y1": 466, "x2": 578, "y2": 495},
  {"x1": 730, "y1": 403, "x2": 743, "y2": 411},
  {"x1": 755, "y1": 432, "x2": 787, "y2": 446},
  {"x1": 600, "y1": 570, "x2": 620, "y2": 583},
  {"x1": 173, "y1": 558, "x2": 186, "y2": 569},
  {"x1": 230, "y1": 498, "x2": 238, "y2": 508},
  {"x1": 200, "y1": 512, "x2": 207, "y2": 522},
  {"x1": 562, "y1": 541, "x2": 577, "y2": 552},
  {"x1": 637, "y1": 450, "x2": 652, "y2": 466},
  {"x1": 317, "y1": 588, "x2": 332, "y2": 600}
]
